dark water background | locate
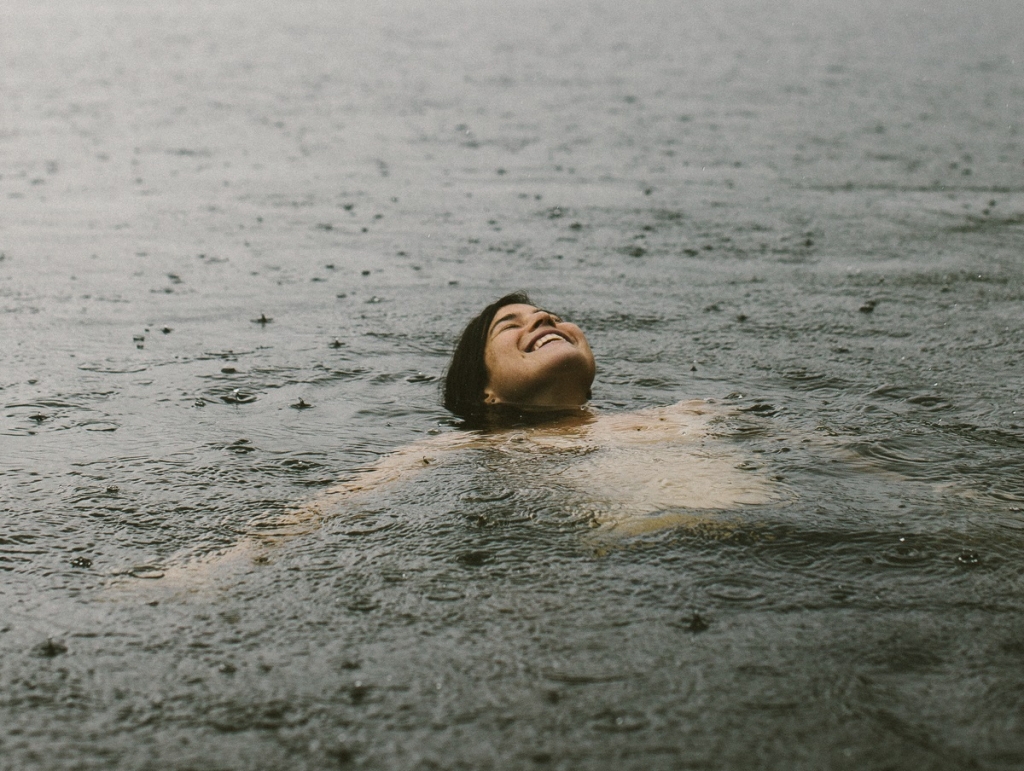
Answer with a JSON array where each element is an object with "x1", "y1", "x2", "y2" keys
[{"x1": 2, "y1": 0, "x2": 1023, "y2": 768}]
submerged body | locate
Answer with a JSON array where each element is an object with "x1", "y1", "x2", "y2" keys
[
  {"x1": 155, "y1": 295, "x2": 782, "y2": 584},
  {"x1": 140, "y1": 399, "x2": 780, "y2": 594},
  {"x1": 291, "y1": 399, "x2": 780, "y2": 540}
]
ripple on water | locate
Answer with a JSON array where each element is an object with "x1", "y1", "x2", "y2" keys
[
  {"x1": 209, "y1": 386, "x2": 259, "y2": 404},
  {"x1": 80, "y1": 419, "x2": 119, "y2": 432},
  {"x1": 864, "y1": 384, "x2": 953, "y2": 411},
  {"x1": 3, "y1": 396, "x2": 120, "y2": 435},
  {"x1": 845, "y1": 436, "x2": 954, "y2": 479},
  {"x1": 421, "y1": 585, "x2": 466, "y2": 606},
  {"x1": 197, "y1": 349, "x2": 256, "y2": 361},
  {"x1": 76, "y1": 360, "x2": 148, "y2": 374},
  {"x1": 748, "y1": 540, "x2": 828, "y2": 572},
  {"x1": 237, "y1": 455, "x2": 334, "y2": 484},
  {"x1": 277, "y1": 456, "x2": 325, "y2": 472},
  {"x1": 948, "y1": 422, "x2": 1024, "y2": 451},
  {"x1": 703, "y1": 577, "x2": 766, "y2": 604},
  {"x1": 0, "y1": 534, "x2": 47, "y2": 569},
  {"x1": 458, "y1": 488, "x2": 515, "y2": 504},
  {"x1": 779, "y1": 369, "x2": 850, "y2": 395},
  {"x1": 340, "y1": 518, "x2": 398, "y2": 538},
  {"x1": 992, "y1": 512, "x2": 1024, "y2": 532},
  {"x1": 879, "y1": 537, "x2": 931, "y2": 566},
  {"x1": 324, "y1": 366, "x2": 371, "y2": 381}
]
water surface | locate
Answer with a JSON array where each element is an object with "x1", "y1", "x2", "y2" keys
[{"x1": 2, "y1": 0, "x2": 1024, "y2": 768}]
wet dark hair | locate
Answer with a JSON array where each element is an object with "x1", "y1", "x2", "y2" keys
[{"x1": 443, "y1": 291, "x2": 531, "y2": 422}]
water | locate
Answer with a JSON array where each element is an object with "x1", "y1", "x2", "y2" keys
[{"x1": 2, "y1": 0, "x2": 1023, "y2": 768}]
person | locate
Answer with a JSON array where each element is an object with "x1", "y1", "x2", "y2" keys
[
  {"x1": 145, "y1": 292, "x2": 780, "y2": 592},
  {"x1": 249, "y1": 292, "x2": 780, "y2": 541},
  {"x1": 442, "y1": 291, "x2": 596, "y2": 425}
]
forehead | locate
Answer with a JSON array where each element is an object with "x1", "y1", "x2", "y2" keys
[{"x1": 488, "y1": 303, "x2": 538, "y2": 330}]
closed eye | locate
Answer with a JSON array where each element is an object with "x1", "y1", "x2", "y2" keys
[
  {"x1": 489, "y1": 307, "x2": 562, "y2": 337},
  {"x1": 490, "y1": 313, "x2": 524, "y2": 337}
]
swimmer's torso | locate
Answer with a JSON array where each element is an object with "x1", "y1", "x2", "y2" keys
[{"x1": 327, "y1": 400, "x2": 781, "y2": 536}]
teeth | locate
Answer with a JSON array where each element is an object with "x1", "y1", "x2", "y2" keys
[{"x1": 531, "y1": 333, "x2": 564, "y2": 351}]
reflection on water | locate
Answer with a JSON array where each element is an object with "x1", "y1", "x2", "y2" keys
[{"x1": 3, "y1": 0, "x2": 1024, "y2": 767}]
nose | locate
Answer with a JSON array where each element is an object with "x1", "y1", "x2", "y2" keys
[{"x1": 527, "y1": 310, "x2": 557, "y2": 332}]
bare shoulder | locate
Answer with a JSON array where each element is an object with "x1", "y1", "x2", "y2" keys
[{"x1": 585, "y1": 399, "x2": 731, "y2": 443}]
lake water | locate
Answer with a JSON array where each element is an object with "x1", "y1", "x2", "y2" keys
[{"x1": 2, "y1": 0, "x2": 1023, "y2": 768}]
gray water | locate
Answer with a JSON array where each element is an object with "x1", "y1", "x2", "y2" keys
[{"x1": 2, "y1": 0, "x2": 1024, "y2": 768}]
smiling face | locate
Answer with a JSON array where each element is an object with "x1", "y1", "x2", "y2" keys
[{"x1": 483, "y1": 303, "x2": 596, "y2": 409}]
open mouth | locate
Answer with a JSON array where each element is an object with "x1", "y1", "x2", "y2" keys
[{"x1": 528, "y1": 332, "x2": 567, "y2": 352}]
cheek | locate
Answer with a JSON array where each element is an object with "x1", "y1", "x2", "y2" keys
[
  {"x1": 483, "y1": 344, "x2": 500, "y2": 377},
  {"x1": 483, "y1": 343, "x2": 514, "y2": 385},
  {"x1": 484, "y1": 342, "x2": 532, "y2": 396}
]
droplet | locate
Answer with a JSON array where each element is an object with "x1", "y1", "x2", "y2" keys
[
  {"x1": 684, "y1": 612, "x2": 709, "y2": 633},
  {"x1": 348, "y1": 681, "x2": 371, "y2": 704},
  {"x1": 956, "y1": 550, "x2": 981, "y2": 566},
  {"x1": 222, "y1": 390, "x2": 256, "y2": 404},
  {"x1": 34, "y1": 638, "x2": 68, "y2": 657}
]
